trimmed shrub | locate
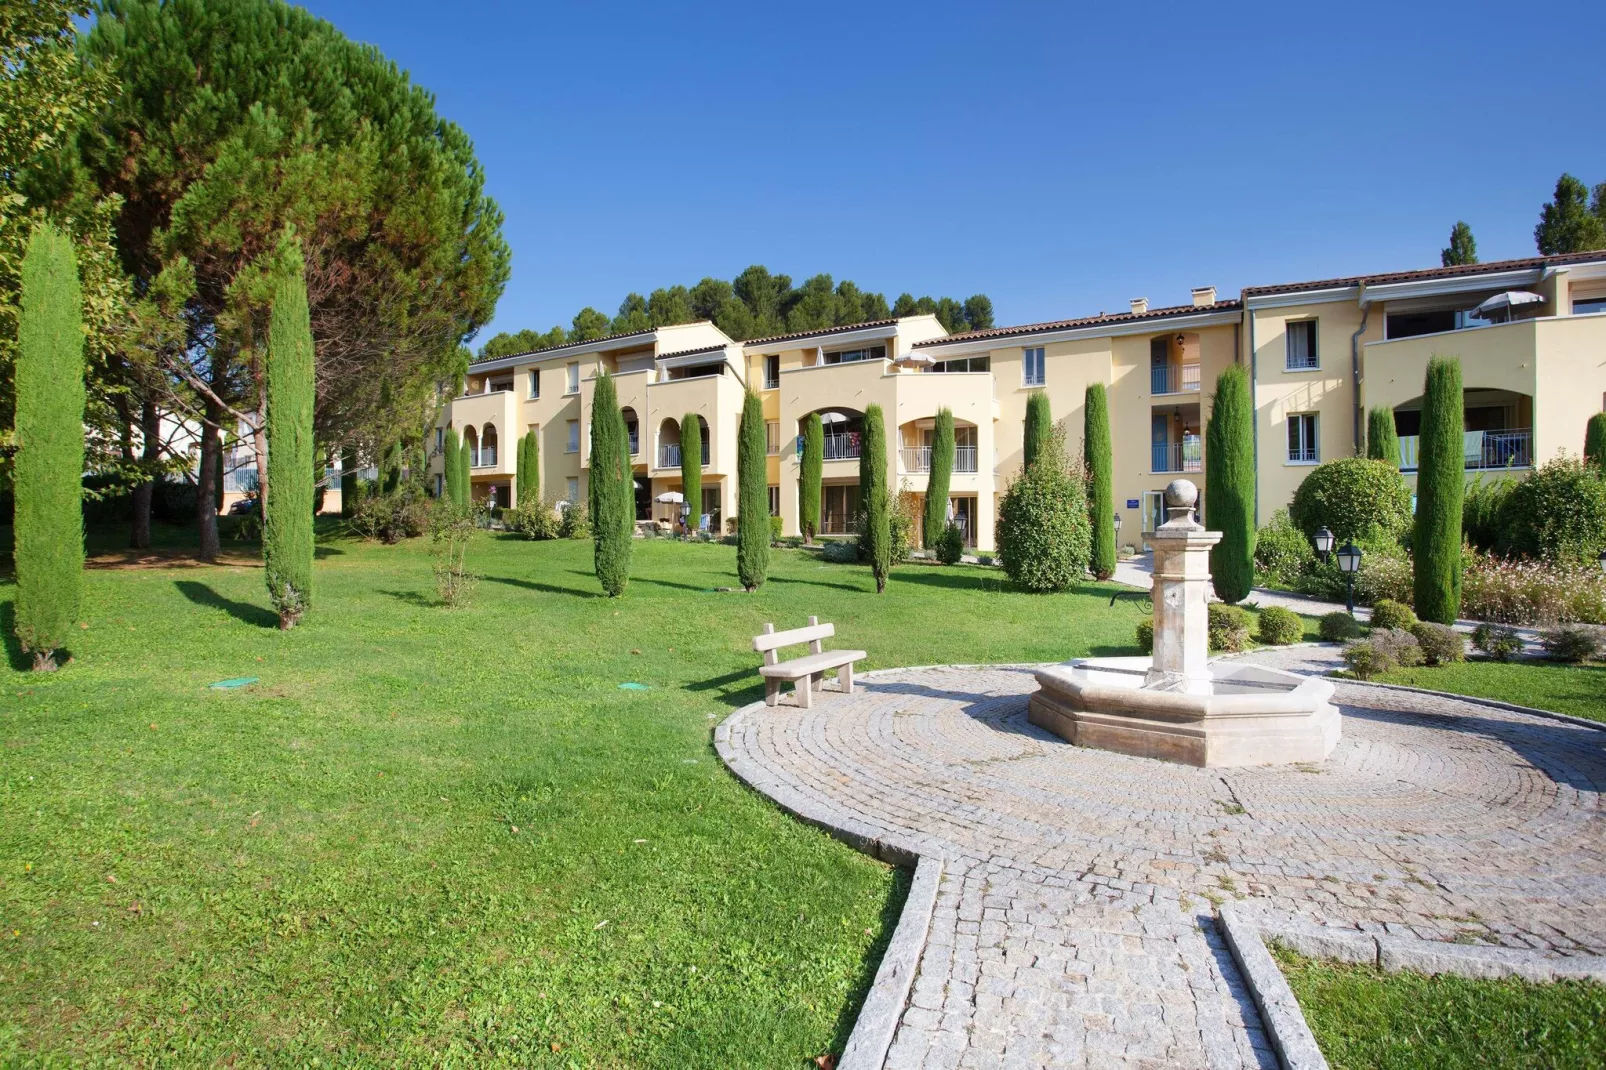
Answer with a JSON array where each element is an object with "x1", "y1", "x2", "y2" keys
[
  {"x1": 1136, "y1": 618, "x2": 1155, "y2": 654},
  {"x1": 736, "y1": 390, "x2": 769, "y2": 590},
  {"x1": 350, "y1": 487, "x2": 428, "y2": 543},
  {"x1": 1414, "y1": 356, "x2": 1465, "y2": 624},
  {"x1": 13, "y1": 223, "x2": 86, "y2": 669},
  {"x1": 1374, "y1": 628, "x2": 1425, "y2": 668},
  {"x1": 997, "y1": 442, "x2": 1091, "y2": 593},
  {"x1": 1343, "y1": 629, "x2": 1423, "y2": 679},
  {"x1": 860, "y1": 404, "x2": 892, "y2": 593},
  {"x1": 1462, "y1": 552, "x2": 1606, "y2": 625},
  {"x1": 935, "y1": 521, "x2": 965, "y2": 565},
  {"x1": 1462, "y1": 475, "x2": 1516, "y2": 554},
  {"x1": 1341, "y1": 640, "x2": 1387, "y2": 680},
  {"x1": 1256, "y1": 605, "x2": 1304, "y2": 646},
  {"x1": 1084, "y1": 383, "x2": 1116, "y2": 580},
  {"x1": 559, "y1": 500, "x2": 590, "y2": 539},
  {"x1": 799, "y1": 412, "x2": 822, "y2": 543},
  {"x1": 1208, "y1": 603, "x2": 1252, "y2": 652},
  {"x1": 680, "y1": 411, "x2": 702, "y2": 534},
  {"x1": 589, "y1": 372, "x2": 633, "y2": 596},
  {"x1": 889, "y1": 486, "x2": 919, "y2": 566},
  {"x1": 1254, "y1": 508, "x2": 1315, "y2": 588},
  {"x1": 1471, "y1": 622, "x2": 1524, "y2": 661},
  {"x1": 1540, "y1": 624, "x2": 1605, "y2": 663},
  {"x1": 820, "y1": 539, "x2": 858, "y2": 563},
  {"x1": 1495, "y1": 456, "x2": 1606, "y2": 565},
  {"x1": 1023, "y1": 390, "x2": 1052, "y2": 469},
  {"x1": 1410, "y1": 621, "x2": 1465, "y2": 665},
  {"x1": 769, "y1": 515, "x2": 783, "y2": 542},
  {"x1": 924, "y1": 408, "x2": 955, "y2": 549},
  {"x1": 1370, "y1": 598, "x2": 1417, "y2": 631},
  {"x1": 1319, "y1": 612, "x2": 1363, "y2": 643},
  {"x1": 263, "y1": 233, "x2": 315, "y2": 630},
  {"x1": 1365, "y1": 406, "x2": 1401, "y2": 469},
  {"x1": 1288, "y1": 457, "x2": 1412, "y2": 543},
  {"x1": 1586, "y1": 411, "x2": 1606, "y2": 475},
  {"x1": 1205, "y1": 364, "x2": 1255, "y2": 603},
  {"x1": 507, "y1": 501, "x2": 563, "y2": 540}
]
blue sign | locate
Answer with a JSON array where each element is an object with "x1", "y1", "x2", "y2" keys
[{"x1": 1125, "y1": 499, "x2": 1140, "y2": 509}]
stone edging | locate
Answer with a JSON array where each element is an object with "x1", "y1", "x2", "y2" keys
[
  {"x1": 839, "y1": 855, "x2": 943, "y2": 1070},
  {"x1": 1217, "y1": 905, "x2": 1329, "y2": 1070}
]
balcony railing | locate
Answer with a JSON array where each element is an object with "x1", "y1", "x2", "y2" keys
[
  {"x1": 628, "y1": 433, "x2": 639, "y2": 455},
  {"x1": 1151, "y1": 363, "x2": 1201, "y2": 395},
  {"x1": 471, "y1": 446, "x2": 497, "y2": 468},
  {"x1": 822, "y1": 433, "x2": 861, "y2": 461},
  {"x1": 1398, "y1": 429, "x2": 1532, "y2": 472},
  {"x1": 1151, "y1": 437, "x2": 1203, "y2": 473},
  {"x1": 657, "y1": 444, "x2": 709, "y2": 468},
  {"x1": 900, "y1": 446, "x2": 980, "y2": 473}
]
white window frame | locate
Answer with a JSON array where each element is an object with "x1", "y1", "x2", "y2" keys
[
  {"x1": 765, "y1": 420, "x2": 780, "y2": 455},
  {"x1": 1287, "y1": 412, "x2": 1319, "y2": 464},
  {"x1": 566, "y1": 419, "x2": 580, "y2": 453},
  {"x1": 565, "y1": 362, "x2": 580, "y2": 394},
  {"x1": 566, "y1": 477, "x2": 579, "y2": 503},
  {"x1": 1284, "y1": 320, "x2": 1319, "y2": 371},
  {"x1": 1023, "y1": 346, "x2": 1045, "y2": 387},
  {"x1": 528, "y1": 369, "x2": 540, "y2": 399},
  {"x1": 763, "y1": 354, "x2": 780, "y2": 390},
  {"x1": 768, "y1": 485, "x2": 780, "y2": 517}
]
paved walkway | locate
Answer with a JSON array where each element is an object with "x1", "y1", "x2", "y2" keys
[
  {"x1": 1115, "y1": 555, "x2": 1369, "y2": 621},
  {"x1": 717, "y1": 660, "x2": 1606, "y2": 1069}
]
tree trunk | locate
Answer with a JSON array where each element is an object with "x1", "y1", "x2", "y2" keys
[
  {"x1": 197, "y1": 407, "x2": 221, "y2": 561},
  {"x1": 131, "y1": 399, "x2": 158, "y2": 549}
]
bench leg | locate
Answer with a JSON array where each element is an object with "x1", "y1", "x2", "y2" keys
[
  {"x1": 796, "y1": 673, "x2": 813, "y2": 709},
  {"x1": 764, "y1": 678, "x2": 779, "y2": 708},
  {"x1": 840, "y1": 661, "x2": 854, "y2": 696}
]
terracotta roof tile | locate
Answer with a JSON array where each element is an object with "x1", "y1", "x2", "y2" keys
[
  {"x1": 1242, "y1": 249, "x2": 1606, "y2": 297},
  {"x1": 915, "y1": 300, "x2": 1243, "y2": 347},
  {"x1": 742, "y1": 318, "x2": 901, "y2": 348}
]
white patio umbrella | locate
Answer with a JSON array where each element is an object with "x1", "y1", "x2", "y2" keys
[
  {"x1": 654, "y1": 491, "x2": 685, "y2": 503},
  {"x1": 1471, "y1": 291, "x2": 1543, "y2": 322},
  {"x1": 818, "y1": 411, "x2": 849, "y2": 424}
]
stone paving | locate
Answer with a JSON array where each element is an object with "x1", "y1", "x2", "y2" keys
[{"x1": 717, "y1": 659, "x2": 1606, "y2": 1068}]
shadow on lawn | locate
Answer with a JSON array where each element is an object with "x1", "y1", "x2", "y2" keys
[
  {"x1": 829, "y1": 863, "x2": 916, "y2": 1055},
  {"x1": 891, "y1": 569, "x2": 1011, "y2": 593},
  {"x1": 626, "y1": 575, "x2": 710, "y2": 594},
  {"x1": 767, "y1": 574, "x2": 866, "y2": 594},
  {"x1": 685, "y1": 667, "x2": 766, "y2": 708},
  {"x1": 0, "y1": 600, "x2": 35, "y2": 671},
  {"x1": 174, "y1": 580, "x2": 278, "y2": 629},
  {"x1": 484, "y1": 574, "x2": 600, "y2": 598},
  {"x1": 378, "y1": 589, "x2": 438, "y2": 608}
]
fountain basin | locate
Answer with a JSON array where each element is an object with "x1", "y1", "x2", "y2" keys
[{"x1": 1028, "y1": 657, "x2": 1340, "y2": 767}]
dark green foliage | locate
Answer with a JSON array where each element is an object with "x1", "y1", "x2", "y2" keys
[
  {"x1": 13, "y1": 223, "x2": 85, "y2": 669},
  {"x1": 1540, "y1": 624, "x2": 1604, "y2": 662},
  {"x1": 1472, "y1": 622, "x2": 1524, "y2": 662},
  {"x1": 442, "y1": 428, "x2": 463, "y2": 506},
  {"x1": 517, "y1": 430, "x2": 539, "y2": 508},
  {"x1": 1136, "y1": 618, "x2": 1154, "y2": 654},
  {"x1": 859, "y1": 404, "x2": 891, "y2": 593},
  {"x1": 1440, "y1": 221, "x2": 1478, "y2": 266},
  {"x1": 1205, "y1": 364, "x2": 1256, "y2": 603},
  {"x1": 1534, "y1": 174, "x2": 1606, "y2": 254},
  {"x1": 736, "y1": 391, "x2": 769, "y2": 590},
  {"x1": 1411, "y1": 621, "x2": 1466, "y2": 665},
  {"x1": 1462, "y1": 475, "x2": 1516, "y2": 553},
  {"x1": 1344, "y1": 629, "x2": 1423, "y2": 679},
  {"x1": 456, "y1": 437, "x2": 471, "y2": 508},
  {"x1": 997, "y1": 443, "x2": 1091, "y2": 593},
  {"x1": 680, "y1": 411, "x2": 701, "y2": 530},
  {"x1": 340, "y1": 446, "x2": 358, "y2": 516},
  {"x1": 559, "y1": 500, "x2": 590, "y2": 539},
  {"x1": 1495, "y1": 456, "x2": 1606, "y2": 564},
  {"x1": 1414, "y1": 357, "x2": 1465, "y2": 624},
  {"x1": 799, "y1": 412, "x2": 822, "y2": 543},
  {"x1": 1254, "y1": 509, "x2": 1316, "y2": 588},
  {"x1": 1366, "y1": 407, "x2": 1401, "y2": 468},
  {"x1": 1370, "y1": 599, "x2": 1417, "y2": 631},
  {"x1": 1207, "y1": 603, "x2": 1251, "y2": 652},
  {"x1": 382, "y1": 441, "x2": 403, "y2": 495},
  {"x1": 1023, "y1": 391, "x2": 1052, "y2": 469},
  {"x1": 934, "y1": 522, "x2": 964, "y2": 565},
  {"x1": 349, "y1": 485, "x2": 428, "y2": 543},
  {"x1": 1084, "y1": 383, "x2": 1115, "y2": 579},
  {"x1": 263, "y1": 233, "x2": 315, "y2": 629},
  {"x1": 588, "y1": 371, "x2": 632, "y2": 596},
  {"x1": 1289, "y1": 459, "x2": 1413, "y2": 545},
  {"x1": 924, "y1": 408, "x2": 955, "y2": 548},
  {"x1": 1319, "y1": 612, "x2": 1364, "y2": 643},
  {"x1": 1256, "y1": 606, "x2": 1304, "y2": 646},
  {"x1": 1585, "y1": 412, "x2": 1606, "y2": 475}
]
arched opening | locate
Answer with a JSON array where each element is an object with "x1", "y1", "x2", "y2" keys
[
  {"x1": 620, "y1": 407, "x2": 640, "y2": 457},
  {"x1": 1149, "y1": 331, "x2": 1202, "y2": 395},
  {"x1": 480, "y1": 423, "x2": 498, "y2": 468},
  {"x1": 798, "y1": 407, "x2": 865, "y2": 462},
  {"x1": 657, "y1": 418, "x2": 681, "y2": 468},
  {"x1": 695, "y1": 416, "x2": 710, "y2": 467},
  {"x1": 798, "y1": 407, "x2": 866, "y2": 535},
  {"x1": 462, "y1": 424, "x2": 479, "y2": 467},
  {"x1": 1392, "y1": 388, "x2": 1532, "y2": 471}
]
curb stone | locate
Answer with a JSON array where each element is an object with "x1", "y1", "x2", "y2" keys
[
  {"x1": 839, "y1": 855, "x2": 944, "y2": 1070},
  {"x1": 1218, "y1": 904, "x2": 1330, "y2": 1070}
]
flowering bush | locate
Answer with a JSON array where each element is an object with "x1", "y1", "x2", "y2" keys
[{"x1": 1461, "y1": 553, "x2": 1606, "y2": 625}]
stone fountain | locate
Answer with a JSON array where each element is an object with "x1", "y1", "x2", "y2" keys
[{"x1": 1029, "y1": 479, "x2": 1339, "y2": 767}]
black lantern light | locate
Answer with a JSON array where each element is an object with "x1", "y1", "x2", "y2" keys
[
  {"x1": 1313, "y1": 526, "x2": 1336, "y2": 562},
  {"x1": 1335, "y1": 540, "x2": 1363, "y2": 614},
  {"x1": 1113, "y1": 512, "x2": 1123, "y2": 539}
]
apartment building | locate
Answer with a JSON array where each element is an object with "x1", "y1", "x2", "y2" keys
[{"x1": 434, "y1": 250, "x2": 1606, "y2": 551}]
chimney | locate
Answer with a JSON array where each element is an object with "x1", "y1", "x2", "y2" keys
[
  {"x1": 1130, "y1": 297, "x2": 1149, "y2": 315},
  {"x1": 1191, "y1": 286, "x2": 1216, "y2": 307}
]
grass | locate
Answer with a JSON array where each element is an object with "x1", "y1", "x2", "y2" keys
[
  {"x1": 1373, "y1": 660, "x2": 1606, "y2": 722},
  {"x1": 0, "y1": 525, "x2": 1148, "y2": 1067},
  {"x1": 1273, "y1": 946, "x2": 1606, "y2": 1069}
]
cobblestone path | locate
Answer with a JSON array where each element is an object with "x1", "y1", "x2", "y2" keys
[{"x1": 716, "y1": 663, "x2": 1606, "y2": 1068}]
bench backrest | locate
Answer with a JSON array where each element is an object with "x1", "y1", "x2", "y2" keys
[{"x1": 753, "y1": 617, "x2": 833, "y2": 662}]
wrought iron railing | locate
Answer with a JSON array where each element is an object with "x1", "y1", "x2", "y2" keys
[
  {"x1": 1151, "y1": 437, "x2": 1203, "y2": 473},
  {"x1": 1397, "y1": 429, "x2": 1532, "y2": 471},
  {"x1": 1150, "y1": 363, "x2": 1201, "y2": 395},
  {"x1": 822, "y1": 433, "x2": 861, "y2": 461}
]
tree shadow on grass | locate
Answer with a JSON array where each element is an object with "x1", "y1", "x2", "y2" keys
[
  {"x1": 767, "y1": 574, "x2": 867, "y2": 594},
  {"x1": 891, "y1": 569, "x2": 1012, "y2": 593},
  {"x1": 174, "y1": 580, "x2": 278, "y2": 629},
  {"x1": 313, "y1": 545, "x2": 345, "y2": 559},
  {"x1": 685, "y1": 667, "x2": 767, "y2": 709},
  {"x1": 632, "y1": 576, "x2": 717, "y2": 594},
  {"x1": 0, "y1": 600, "x2": 33, "y2": 671},
  {"x1": 378, "y1": 589, "x2": 438, "y2": 608},
  {"x1": 483, "y1": 574, "x2": 601, "y2": 599}
]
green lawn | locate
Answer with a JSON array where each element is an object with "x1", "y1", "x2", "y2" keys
[
  {"x1": 1374, "y1": 660, "x2": 1606, "y2": 722},
  {"x1": 1274, "y1": 946, "x2": 1606, "y2": 1069},
  {"x1": 0, "y1": 528, "x2": 1148, "y2": 1067}
]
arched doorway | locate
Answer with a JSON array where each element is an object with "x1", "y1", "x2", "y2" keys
[
  {"x1": 480, "y1": 423, "x2": 498, "y2": 468},
  {"x1": 463, "y1": 425, "x2": 479, "y2": 467},
  {"x1": 1392, "y1": 388, "x2": 1532, "y2": 471}
]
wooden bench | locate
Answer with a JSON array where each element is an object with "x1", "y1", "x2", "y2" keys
[{"x1": 753, "y1": 616, "x2": 866, "y2": 709}]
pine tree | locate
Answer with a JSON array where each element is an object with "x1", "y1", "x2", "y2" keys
[
  {"x1": 924, "y1": 408, "x2": 955, "y2": 549},
  {"x1": 1084, "y1": 383, "x2": 1116, "y2": 580},
  {"x1": 1414, "y1": 357, "x2": 1464, "y2": 624},
  {"x1": 1366, "y1": 406, "x2": 1401, "y2": 468},
  {"x1": 736, "y1": 390, "x2": 769, "y2": 590},
  {"x1": 680, "y1": 412, "x2": 702, "y2": 531},
  {"x1": 518, "y1": 429, "x2": 540, "y2": 507},
  {"x1": 1535, "y1": 174, "x2": 1606, "y2": 255},
  {"x1": 1440, "y1": 221, "x2": 1478, "y2": 266},
  {"x1": 263, "y1": 231, "x2": 315, "y2": 629},
  {"x1": 1024, "y1": 391, "x2": 1052, "y2": 469},
  {"x1": 799, "y1": 412, "x2": 822, "y2": 544},
  {"x1": 13, "y1": 223, "x2": 85, "y2": 670},
  {"x1": 1586, "y1": 412, "x2": 1606, "y2": 476},
  {"x1": 860, "y1": 403, "x2": 891, "y2": 593},
  {"x1": 1204, "y1": 364, "x2": 1256, "y2": 603},
  {"x1": 443, "y1": 428, "x2": 463, "y2": 505},
  {"x1": 589, "y1": 371, "x2": 632, "y2": 595}
]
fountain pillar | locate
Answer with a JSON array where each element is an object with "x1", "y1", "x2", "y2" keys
[{"x1": 1144, "y1": 481, "x2": 1220, "y2": 694}]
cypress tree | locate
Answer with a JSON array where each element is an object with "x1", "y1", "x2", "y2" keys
[
  {"x1": 340, "y1": 445, "x2": 359, "y2": 516},
  {"x1": 1585, "y1": 412, "x2": 1606, "y2": 475},
  {"x1": 1084, "y1": 383, "x2": 1116, "y2": 580},
  {"x1": 263, "y1": 232, "x2": 315, "y2": 629},
  {"x1": 1414, "y1": 357, "x2": 1465, "y2": 624},
  {"x1": 382, "y1": 441, "x2": 402, "y2": 495},
  {"x1": 736, "y1": 390, "x2": 769, "y2": 590},
  {"x1": 924, "y1": 408, "x2": 955, "y2": 548},
  {"x1": 860, "y1": 403, "x2": 891, "y2": 593},
  {"x1": 680, "y1": 411, "x2": 702, "y2": 531},
  {"x1": 1366, "y1": 406, "x2": 1401, "y2": 468},
  {"x1": 589, "y1": 371, "x2": 632, "y2": 595},
  {"x1": 1204, "y1": 364, "x2": 1256, "y2": 603},
  {"x1": 1023, "y1": 390, "x2": 1053, "y2": 469},
  {"x1": 519, "y1": 429, "x2": 540, "y2": 506},
  {"x1": 13, "y1": 224, "x2": 86, "y2": 671},
  {"x1": 443, "y1": 428, "x2": 463, "y2": 504},
  {"x1": 799, "y1": 412, "x2": 822, "y2": 543},
  {"x1": 456, "y1": 432, "x2": 471, "y2": 508}
]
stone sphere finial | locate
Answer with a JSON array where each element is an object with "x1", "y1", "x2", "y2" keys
[{"x1": 1163, "y1": 479, "x2": 1198, "y2": 509}]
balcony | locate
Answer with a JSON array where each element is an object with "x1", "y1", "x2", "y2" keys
[
  {"x1": 1398, "y1": 429, "x2": 1531, "y2": 472},
  {"x1": 471, "y1": 446, "x2": 498, "y2": 469},
  {"x1": 657, "y1": 444, "x2": 709, "y2": 469},
  {"x1": 1151, "y1": 437, "x2": 1203, "y2": 473},
  {"x1": 1151, "y1": 363, "x2": 1201, "y2": 395},
  {"x1": 900, "y1": 446, "x2": 979, "y2": 473},
  {"x1": 823, "y1": 433, "x2": 861, "y2": 461}
]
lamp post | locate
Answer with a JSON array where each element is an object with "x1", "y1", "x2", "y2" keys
[
  {"x1": 1113, "y1": 512, "x2": 1123, "y2": 545},
  {"x1": 1336, "y1": 540, "x2": 1362, "y2": 615},
  {"x1": 1313, "y1": 526, "x2": 1335, "y2": 563}
]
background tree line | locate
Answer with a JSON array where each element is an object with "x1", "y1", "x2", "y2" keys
[
  {"x1": 1440, "y1": 171, "x2": 1606, "y2": 267},
  {"x1": 478, "y1": 268, "x2": 995, "y2": 359}
]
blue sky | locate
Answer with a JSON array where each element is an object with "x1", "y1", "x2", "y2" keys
[{"x1": 300, "y1": 0, "x2": 1606, "y2": 343}]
